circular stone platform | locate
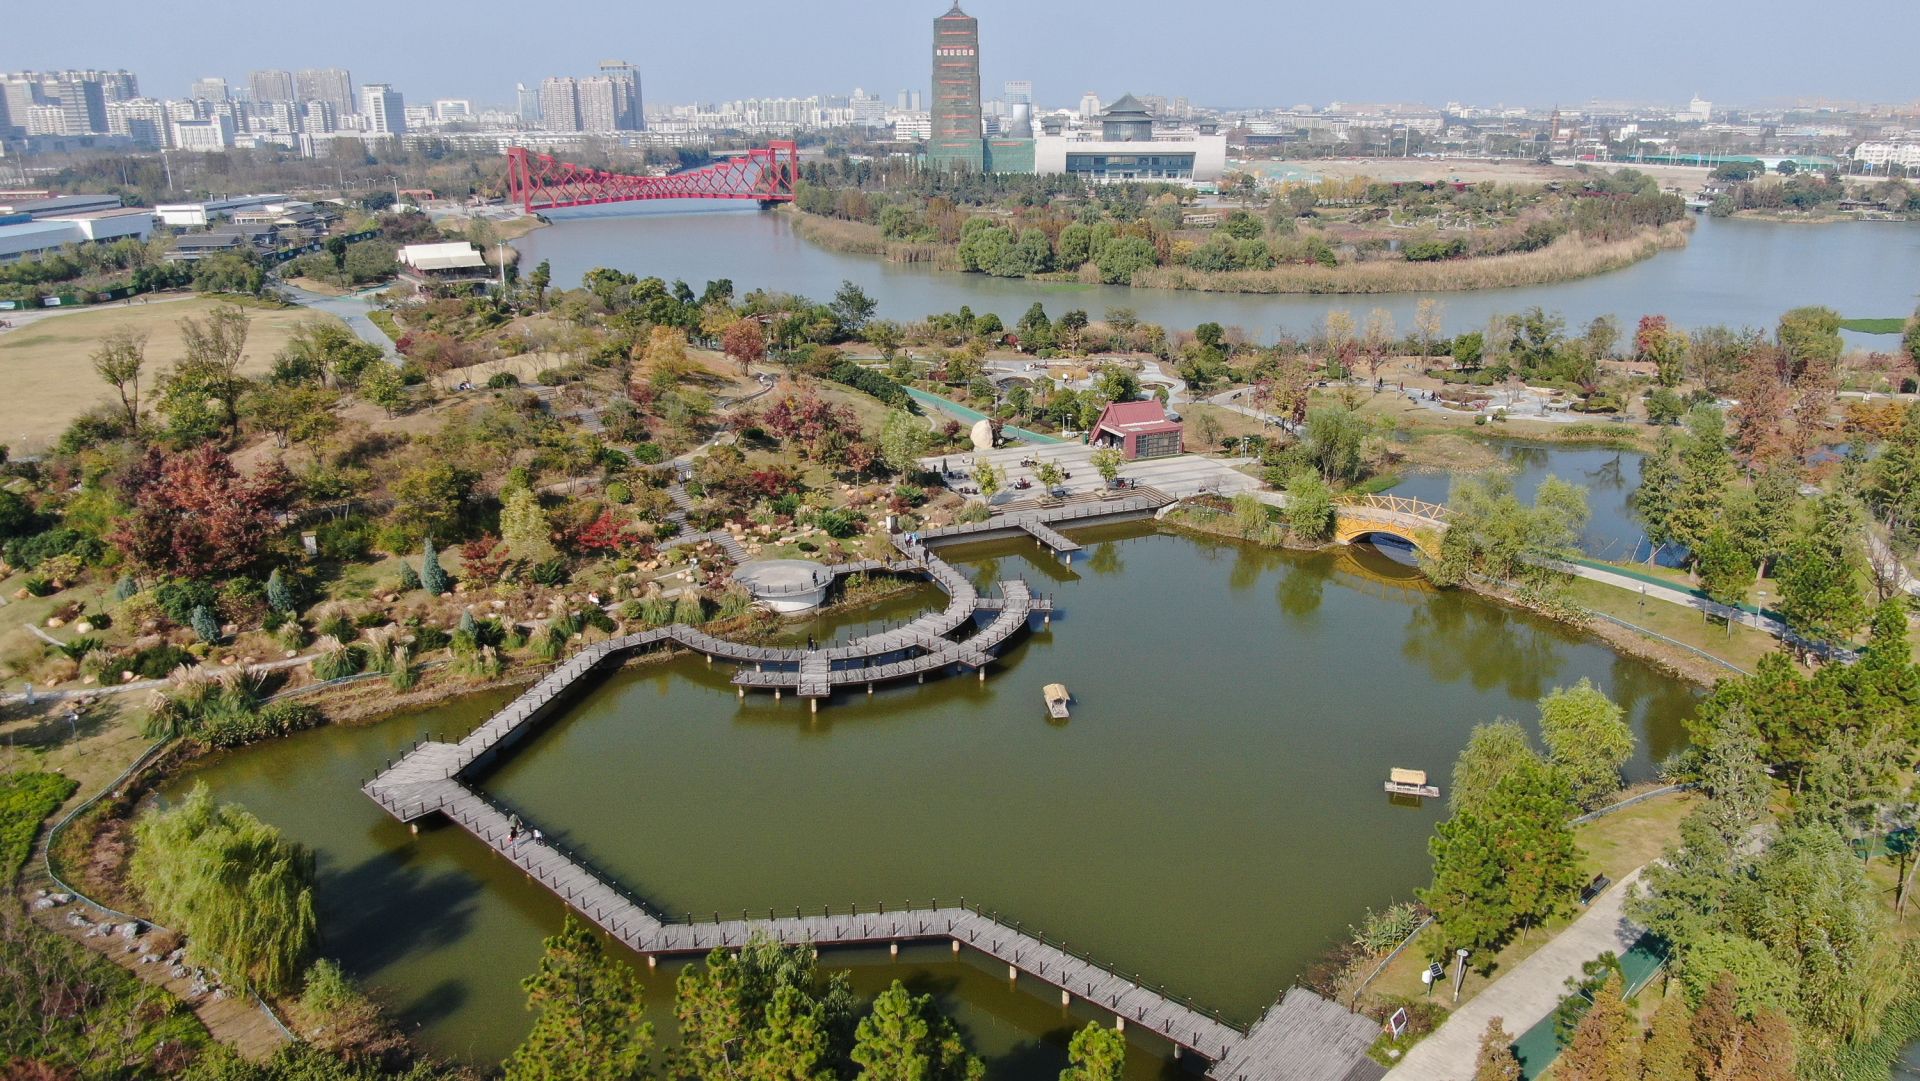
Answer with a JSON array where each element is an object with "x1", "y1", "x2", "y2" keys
[{"x1": 732, "y1": 559, "x2": 835, "y2": 613}]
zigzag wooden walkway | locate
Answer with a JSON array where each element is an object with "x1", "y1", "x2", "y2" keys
[
  {"x1": 364, "y1": 770, "x2": 1378, "y2": 1076},
  {"x1": 364, "y1": 492, "x2": 1384, "y2": 1079}
]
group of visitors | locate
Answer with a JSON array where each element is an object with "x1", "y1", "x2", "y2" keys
[{"x1": 505, "y1": 814, "x2": 543, "y2": 848}]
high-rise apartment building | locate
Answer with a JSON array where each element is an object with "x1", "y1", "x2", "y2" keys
[
  {"x1": 3, "y1": 72, "x2": 111, "y2": 133},
  {"x1": 597, "y1": 60, "x2": 643, "y2": 130},
  {"x1": 1004, "y1": 80, "x2": 1032, "y2": 105},
  {"x1": 359, "y1": 83, "x2": 405, "y2": 134},
  {"x1": 539, "y1": 77, "x2": 581, "y2": 131},
  {"x1": 59, "y1": 78, "x2": 108, "y2": 134},
  {"x1": 302, "y1": 100, "x2": 339, "y2": 133},
  {"x1": 577, "y1": 77, "x2": 620, "y2": 131},
  {"x1": 250, "y1": 69, "x2": 295, "y2": 102},
  {"x1": 191, "y1": 77, "x2": 229, "y2": 102},
  {"x1": 295, "y1": 68, "x2": 353, "y2": 116},
  {"x1": 929, "y1": 2, "x2": 984, "y2": 170},
  {"x1": 516, "y1": 83, "x2": 542, "y2": 126},
  {"x1": 107, "y1": 99, "x2": 169, "y2": 148}
]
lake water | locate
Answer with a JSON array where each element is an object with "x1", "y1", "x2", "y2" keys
[
  {"x1": 1389, "y1": 439, "x2": 1662, "y2": 564},
  {"x1": 174, "y1": 526, "x2": 1696, "y2": 1076},
  {"x1": 514, "y1": 208, "x2": 1920, "y2": 344}
]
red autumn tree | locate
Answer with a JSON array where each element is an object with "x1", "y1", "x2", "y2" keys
[
  {"x1": 458, "y1": 533, "x2": 507, "y2": 584},
  {"x1": 721, "y1": 318, "x2": 766, "y2": 374},
  {"x1": 571, "y1": 510, "x2": 646, "y2": 555},
  {"x1": 113, "y1": 447, "x2": 292, "y2": 579}
]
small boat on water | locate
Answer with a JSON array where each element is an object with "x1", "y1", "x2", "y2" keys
[
  {"x1": 1043, "y1": 683, "x2": 1072, "y2": 720},
  {"x1": 1384, "y1": 767, "x2": 1440, "y2": 799}
]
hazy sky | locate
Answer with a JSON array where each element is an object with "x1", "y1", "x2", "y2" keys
[{"x1": 8, "y1": 0, "x2": 1918, "y2": 110}]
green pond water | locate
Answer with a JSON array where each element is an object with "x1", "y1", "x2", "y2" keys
[{"x1": 170, "y1": 524, "x2": 1696, "y2": 1077}]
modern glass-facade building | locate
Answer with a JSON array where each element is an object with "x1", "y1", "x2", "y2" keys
[{"x1": 929, "y1": 3, "x2": 984, "y2": 171}]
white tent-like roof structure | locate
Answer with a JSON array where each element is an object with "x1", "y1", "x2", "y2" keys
[{"x1": 397, "y1": 241, "x2": 487, "y2": 272}]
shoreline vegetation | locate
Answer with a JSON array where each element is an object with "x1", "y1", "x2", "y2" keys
[
  {"x1": 1159, "y1": 507, "x2": 1738, "y2": 686},
  {"x1": 788, "y1": 207, "x2": 1693, "y2": 295}
]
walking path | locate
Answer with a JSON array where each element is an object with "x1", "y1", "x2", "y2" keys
[
  {"x1": 1383, "y1": 867, "x2": 1648, "y2": 1080},
  {"x1": 280, "y1": 283, "x2": 398, "y2": 359}
]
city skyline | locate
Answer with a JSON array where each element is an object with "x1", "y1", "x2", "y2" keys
[{"x1": 5, "y1": 0, "x2": 1918, "y2": 115}]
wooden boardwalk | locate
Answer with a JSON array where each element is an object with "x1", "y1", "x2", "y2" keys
[
  {"x1": 364, "y1": 771, "x2": 1379, "y2": 1077},
  {"x1": 364, "y1": 491, "x2": 1385, "y2": 1078}
]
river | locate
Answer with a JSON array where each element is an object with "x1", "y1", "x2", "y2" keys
[
  {"x1": 514, "y1": 208, "x2": 1920, "y2": 343},
  {"x1": 174, "y1": 526, "x2": 1696, "y2": 1076}
]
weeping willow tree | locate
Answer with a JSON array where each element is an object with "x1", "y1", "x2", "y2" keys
[{"x1": 130, "y1": 783, "x2": 317, "y2": 995}]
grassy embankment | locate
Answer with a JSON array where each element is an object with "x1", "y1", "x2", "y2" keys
[{"x1": 0, "y1": 296, "x2": 347, "y2": 453}]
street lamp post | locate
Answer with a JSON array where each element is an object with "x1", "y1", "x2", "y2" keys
[{"x1": 1452, "y1": 948, "x2": 1469, "y2": 1003}]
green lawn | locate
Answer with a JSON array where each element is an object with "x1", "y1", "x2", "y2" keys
[{"x1": 1566, "y1": 577, "x2": 1779, "y2": 674}]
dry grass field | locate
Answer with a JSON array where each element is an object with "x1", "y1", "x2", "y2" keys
[{"x1": 0, "y1": 297, "x2": 346, "y2": 452}]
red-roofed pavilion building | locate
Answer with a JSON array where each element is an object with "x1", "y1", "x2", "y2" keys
[{"x1": 1089, "y1": 400, "x2": 1183, "y2": 460}]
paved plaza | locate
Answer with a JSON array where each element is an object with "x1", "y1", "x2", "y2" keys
[{"x1": 920, "y1": 443, "x2": 1262, "y2": 502}]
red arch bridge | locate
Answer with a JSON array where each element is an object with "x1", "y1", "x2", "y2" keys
[{"x1": 505, "y1": 142, "x2": 798, "y2": 213}]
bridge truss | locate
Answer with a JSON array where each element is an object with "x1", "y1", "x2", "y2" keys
[{"x1": 505, "y1": 141, "x2": 798, "y2": 213}]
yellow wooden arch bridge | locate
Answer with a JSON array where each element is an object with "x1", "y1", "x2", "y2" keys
[{"x1": 1331, "y1": 493, "x2": 1451, "y2": 560}]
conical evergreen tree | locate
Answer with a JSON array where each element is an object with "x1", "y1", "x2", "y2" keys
[
  {"x1": 190, "y1": 604, "x2": 221, "y2": 644},
  {"x1": 1639, "y1": 993, "x2": 1692, "y2": 1081},
  {"x1": 265, "y1": 567, "x2": 295, "y2": 614},
  {"x1": 1558, "y1": 974, "x2": 1639, "y2": 1081},
  {"x1": 1470, "y1": 1016, "x2": 1521, "y2": 1081},
  {"x1": 421, "y1": 538, "x2": 450, "y2": 596}
]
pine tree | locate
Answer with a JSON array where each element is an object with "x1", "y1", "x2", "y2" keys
[
  {"x1": 457, "y1": 609, "x2": 479, "y2": 638},
  {"x1": 265, "y1": 567, "x2": 295, "y2": 614},
  {"x1": 1671, "y1": 406, "x2": 1734, "y2": 559},
  {"x1": 190, "y1": 604, "x2": 221, "y2": 644},
  {"x1": 1776, "y1": 493, "x2": 1869, "y2": 645},
  {"x1": 671, "y1": 939, "x2": 851, "y2": 1081},
  {"x1": 850, "y1": 981, "x2": 983, "y2": 1081},
  {"x1": 1470, "y1": 1016, "x2": 1521, "y2": 1081},
  {"x1": 396, "y1": 561, "x2": 422, "y2": 591},
  {"x1": 1059, "y1": 1022, "x2": 1126, "y2": 1081},
  {"x1": 1630, "y1": 429, "x2": 1682, "y2": 563},
  {"x1": 421, "y1": 537, "x2": 450, "y2": 596},
  {"x1": 1558, "y1": 974, "x2": 1639, "y2": 1081},
  {"x1": 1639, "y1": 994, "x2": 1692, "y2": 1081},
  {"x1": 113, "y1": 574, "x2": 139, "y2": 603},
  {"x1": 504, "y1": 916, "x2": 653, "y2": 1081}
]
